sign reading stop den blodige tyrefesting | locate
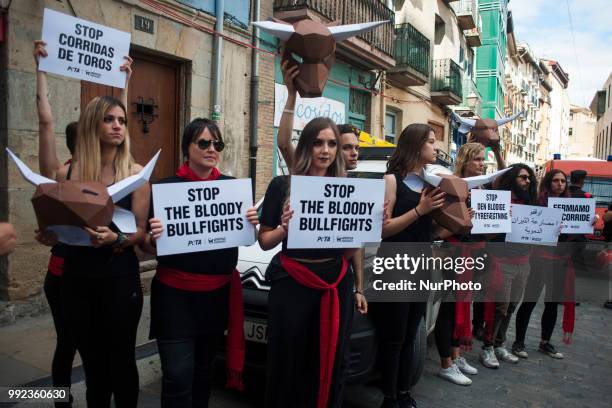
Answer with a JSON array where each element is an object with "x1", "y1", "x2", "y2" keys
[
  {"x1": 39, "y1": 8, "x2": 131, "y2": 88},
  {"x1": 470, "y1": 189, "x2": 512, "y2": 234},
  {"x1": 287, "y1": 176, "x2": 385, "y2": 249},
  {"x1": 152, "y1": 179, "x2": 256, "y2": 256}
]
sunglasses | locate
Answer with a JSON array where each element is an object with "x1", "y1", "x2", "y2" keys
[
  {"x1": 516, "y1": 175, "x2": 531, "y2": 180},
  {"x1": 195, "y1": 139, "x2": 225, "y2": 152},
  {"x1": 103, "y1": 115, "x2": 127, "y2": 126}
]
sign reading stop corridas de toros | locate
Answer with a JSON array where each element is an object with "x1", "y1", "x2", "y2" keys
[
  {"x1": 39, "y1": 8, "x2": 131, "y2": 88},
  {"x1": 152, "y1": 179, "x2": 256, "y2": 256},
  {"x1": 287, "y1": 176, "x2": 385, "y2": 249}
]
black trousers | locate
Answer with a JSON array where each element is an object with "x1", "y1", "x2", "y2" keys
[
  {"x1": 157, "y1": 334, "x2": 222, "y2": 408},
  {"x1": 265, "y1": 265, "x2": 353, "y2": 408},
  {"x1": 63, "y1": 273, "x2": 143, "y2": 407},
  {"x1": 44, "y1": 272, "x2": 78, "y2": 407},
  {"x1": 434, "y1": 302, "x2": 460, "y2": 359},
  {"x1": 370, "y1": 301, "x2": 426, "y2": 398},
  {"x1": 515, "y1": 256, "x2": 566, "y2": 344}
]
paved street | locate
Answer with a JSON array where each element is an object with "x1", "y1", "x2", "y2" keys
[{"x1": 2, "y1": 300, "x2": 610, "y2": 407}]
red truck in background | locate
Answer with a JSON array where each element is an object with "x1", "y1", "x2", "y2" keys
[{"x1": 542, "y1": 159, "x2": 612, "y2": 240}]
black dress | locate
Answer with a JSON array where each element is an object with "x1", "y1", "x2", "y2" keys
[{"x1": 260, "y1": 175, "x2": 354, "y2": 408}]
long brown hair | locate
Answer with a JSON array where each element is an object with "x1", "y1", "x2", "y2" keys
[
  {"x1": 538, "y1": 169, "x2": 570, "y2": 205},
  {"x1": 74, "y1": 96, "x2": 133, "y2": 182},
  {"x1": 292, "y1": 117, "x2": 346, "y2": 177},
  {"x1": 386, "y1": 123, "x2": 433, "y2": 177}
]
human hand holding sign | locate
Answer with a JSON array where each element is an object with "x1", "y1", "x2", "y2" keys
[
  {"x1": 416, "y1": 187, "x2": 446, "y2": 215},
  {"x1": 280, "y1": 204, "x2": 294, "y2": 234}
]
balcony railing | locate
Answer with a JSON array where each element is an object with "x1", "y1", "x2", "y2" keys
[
  {"x1": 452, "y1": 0, "x2": 477, "y2": 30},
  {"x1": 273, "y1": 0, "x2": 394, "y2": 59},
  {"x1": 394, "y1": 23, "x2": 430, "y2": 77},
  {"x1": 431, "y1": 59, "x2": 462, "y2": 104}
]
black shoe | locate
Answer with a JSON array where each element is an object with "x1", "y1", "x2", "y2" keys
[
  {"x1": 539, "y1": 342, "x2": 564, "y2": 359},
  {"x1": 512, "y1": 341, "x2": 528, "y2": 358},
  {"x1": 380, "y1": 396, "x2": 399, "y2": 408},
  {"x1": 604, "y1": 301, "x2": 612, "y2": 310},
  {"x1": 398, "y1": 392, "x2": 418, "y2": 408}
]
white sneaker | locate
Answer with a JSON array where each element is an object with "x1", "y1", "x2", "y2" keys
[
  {"x1": 454, "y1": 356, "x2": 478, "y2": 375},
  {"x1": 495, "y1": 346, "x2": 519, "y2": 363},
  {"x1": 480, "y1": 346, "x2": 500, "y2": 369},
  {"x1": 438, "y1": 364, "x2": 472, "y2": 385}
]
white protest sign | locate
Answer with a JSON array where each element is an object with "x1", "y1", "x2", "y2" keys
[
  {"x1": 152, "y1": 179, "x2": 255, "y2": 256},
  {"x1": 273, "y1": 83, "x2": 346, "y2": 130},
  {"x1": 547, "y1": 197, "x2": 596, "y2": 234},
  {"x1": 470, "y1": 189, "x2": 511, "y2": 234},
  {"x1": 505, "y1": 204, "x2": 563, "y2": 246},
  {"x1": 39, "y1": 8, "x2": 131, "y2": 88},
  {"x1": 287, "y1": 176, "x2": 384, "y2": 249}
]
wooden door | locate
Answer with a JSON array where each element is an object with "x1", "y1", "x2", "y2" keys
[{"x1": 81, "y1": 51, "x2": 181, "y2": 181}]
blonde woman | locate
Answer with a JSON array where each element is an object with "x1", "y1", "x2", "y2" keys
[{"x1": 36, "y1": 95, "x2": 150, "y2": 407}]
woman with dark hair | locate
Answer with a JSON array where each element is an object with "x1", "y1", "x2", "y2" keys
[
  {"x1": 258, "y1": 116, "x2": 354, "y2": 408},
  {"x1": 480, "y1": 163, "x2": 538, "y2": 369},
  {"x1": 513, "y1": 169, "x2": 595, "y2": 359},
  {"x1": 146, "y1": 118, "x2": 258, "y2": 407},
  {"x1": 372, "y1": 123, "x2": 445, "y2": 408}
]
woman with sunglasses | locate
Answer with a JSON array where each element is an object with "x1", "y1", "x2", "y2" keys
[
  {"x1": 259, "y1": 117, "x2": 356, "y2": 408},
  {"x1": 146, "y1": 118, "x2": 258, "y2": 407}
]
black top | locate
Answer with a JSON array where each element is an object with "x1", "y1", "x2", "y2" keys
[
  {"x1": 569, "y1": 185, "x2": 591, "y2": 198},
  {"x1": 382, "y1": 173, "x2": 432, "y2": 243},
  {"x1": 260, "y1": 175, "x2": 344, "y2": 259},
  {"x1": 153, "y1": 175, "x2": 238, "y2": 275}
]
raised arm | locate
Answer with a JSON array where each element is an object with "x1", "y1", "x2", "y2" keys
[
  {"x1": 492, "y1": 144, "x2": 506, "y2": 170},
  {"x1": 277, "y1": 60, "x2": 299, "y2": 172},
  {"x1": 118, "y1": 56, "x2": 133, "y2": 109},
  {"x1": 34, "y1": 40, "x2": 63, "y2": 179}
]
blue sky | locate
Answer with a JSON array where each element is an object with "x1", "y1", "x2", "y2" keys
[{"x1": 508, "y1": 0, "x2": 612, "y2": 107}]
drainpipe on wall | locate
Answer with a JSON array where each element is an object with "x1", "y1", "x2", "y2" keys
[
  {"x1": 249, "y1": 0, "x2": 260, "y2": 199},
  {"x1": 211, "y1": 0, "x2": 224, "y2": 123}
]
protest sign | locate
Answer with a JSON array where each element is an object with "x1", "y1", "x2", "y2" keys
[
  {"x1": 548, "y1": 197, "x2": 596, "y2": 234},
  {"x1": 470, "y1": 189, "x2": 511, "y2": 234},
  {"x1": 39, "y1": 8, "x2": 131, "y2": 88},
  {"x1": 152, "y1": 179, "x2": 255, "y2": 256},
  {"x1": 287, "y1": 176, "x2": 384, "y2": 249},
  {"x1": 505, "y1": 204, "x2": 563, "y2": 246}
]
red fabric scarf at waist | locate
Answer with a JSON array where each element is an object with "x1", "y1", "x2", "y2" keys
[
  {"x1": 446, "y1": 240, "x2": 486, "y2": 350},
  {"x1": 484, "y1": 255, "x2": 530, "y2": 342},
  {"x1": 532, "y1": 248, "x2": 575, "y2": 344},
  {"x1": 156, "y1": 265, "x2": 244, "y2": 391},
  {"x1": 279, "y1": 254, "x2": 348, "y2": 408},
  {"x1": 48, "y1": 255, "x2": 64, "y2": 277}
]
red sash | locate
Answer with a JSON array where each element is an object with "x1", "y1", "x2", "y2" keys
[
  {"x1": 446, "y1": 238, "x2": 486, "y2": 350},
  {"x1": 156, "y1": 266, "x2": 245, "y2": 390},
  {"x1": 48, "y1": 255, "x2": 64, "y2": 277},
  {"x1": 279, "y1": 255, "x2": 348, "y2": 408}
]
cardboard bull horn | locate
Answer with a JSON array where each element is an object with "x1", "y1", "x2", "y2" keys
[
  {"x1": 421, "y1": 165, "x2": 511, "y2": 235},
  {"x1": 451, "y1": 111, "x2": 523, "y2": 147},
  {"x1": 253, "y1": 18, "x2": 387, "y2": 98},
  {"x1": 6, "y1": 148, "x2": 160, "y2": 246}
]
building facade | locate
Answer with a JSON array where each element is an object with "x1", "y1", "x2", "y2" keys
[
  {"x1": 591, "y1": 72, "x2": 612, "y2": 160},
  {"x1": 567, "y1": 105, "x2": 596, "y2": 159},
  {"x1": 542, "y1": 59, "x2": 570, "y2": 161}
]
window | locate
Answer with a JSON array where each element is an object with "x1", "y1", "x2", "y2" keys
[
  {"x1": 434, "y1": 15, "x2": 445, "y2": 45},
  {"x1": 385, "y1": 110, "x2": 397, "y2": 144},
  {"x1": 583, "y1": 177, "x2": 612, "y2": 206},
  {"x1": 569, "y1": 128, "x2": 573, "y2": 137}
]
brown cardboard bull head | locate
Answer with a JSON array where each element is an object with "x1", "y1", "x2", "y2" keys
[
  {"x1": 6, "y1": 148, "x2": 160, "y2": 246},
  {"x1": 253, "y1": 18, "x2": 387, "y2": 98},
  {"x1": 452, "y1": 111, "x2": 523, "y2": 147},
  {"x1": 420, "y1": 166, "x2": 510, "y2": 235}
]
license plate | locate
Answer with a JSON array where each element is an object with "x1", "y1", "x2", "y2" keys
[{"x1": 244, "y1": 319, "x2": 268, "y2": 344}]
